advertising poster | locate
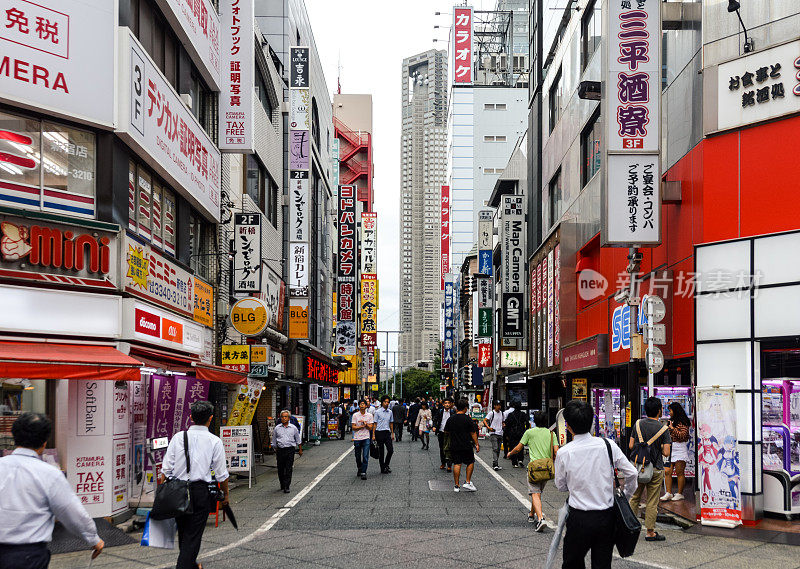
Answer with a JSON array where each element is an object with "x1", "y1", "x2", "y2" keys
[
  {"x1": 221, "y1": 425, "x2": 252, "y2": 473},
  {"x1": 129, "y1": 379, "x2": 146, "y2": 493},
  {"x1": 145, "y1": 374, "x2": 176, "y2": 471},
  {"x1": 173, "y1": 377, "x2": 210, "y2": 433},
  {"x1": 696, "y1": 387, "x2": 741, "y2": 527},
  {"x1": 233, "y1": 213, "x2": 263, "y2": 293},
  {"x1": 112, "y1": 438, "x2": 129, "y2": 514},
  {"x1": 227, "y1": 379, "x2": 265, "y2": 427}
]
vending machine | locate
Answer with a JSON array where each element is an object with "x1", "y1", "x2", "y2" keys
[{"x1": 762, "y1": 379, "x2": 800, "y2": 518}]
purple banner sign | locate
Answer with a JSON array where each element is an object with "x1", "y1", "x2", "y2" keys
[{"x1": 289, "y1": 130, "x2": 310, "y2": 170}]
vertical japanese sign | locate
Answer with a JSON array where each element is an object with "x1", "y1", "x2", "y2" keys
[
  {"x1": 361, "y1": 213, "x2": 377, "y2": 274},
  {"x1": 443, "y1": 274, "x2": 455, "y2": 365},
  {"x1": 145, "y1": 374, "x2": 176, "y2": 473},
  {"x1": 289, "y1": 46, "x2": 311, "y2": 301},
  {"x1": 453, "y1": 7, "x2": 474, "y2": 84},
  {"x1": 220, "y1": 0, "x2": 254, "y2": 152},
  {"x1": 554, "y1": 244, "x2": 561, "y2": 365},
  {"x1": 478, "y1": 342, "x2": 493, "y2": 368},
  {"x1": 547, "y1": 249, "x2": 554, "y2": 367},
  {"x1": 360, "y1": 275, "x2": 378, "y2": 347},
  {"x1": 531, "y1": 262, "x2": 539, "y2": 370},
  {"x1": 478, "y1": 210, "x2": 493, "y2": 276},
  {"x1": 440, "y1": 185, "x2": 451, "y2": 290},
  {"x1": 233, "y1": 213, "x2": 262, "y2": 293},
  {"x1": 336, "y1": 185, "x2": 357, "y2": 355},
  {"x1": 288, "y1": 298, "x2": 309, "y2": 339},
  {"x1": 332, "y1": 138, "x2": 340, "y2": 188},
  {"x1": 696, "y1": 387, "x2": 741, "y2": 528},
  {"x1": 603, "y1": 0, "x2": 661, "y2": 246},
  {"x1": 501, "y1": 196, "x2": 525, "y2": 339},
  {"x1": 476, "y1": 276, "x2": 493, "y2": 339}
]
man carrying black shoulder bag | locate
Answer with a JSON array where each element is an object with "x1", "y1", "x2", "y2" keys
[{"x1": 157, "y1": 401, "x2": 229, "y2": 569}]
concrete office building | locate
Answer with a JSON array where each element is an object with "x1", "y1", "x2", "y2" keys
[{"x1": 399, "y1": 50, "x2": 448, "y2": 368}]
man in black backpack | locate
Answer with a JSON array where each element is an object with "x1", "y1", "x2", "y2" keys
[
  {"x1": 629, "y1": 397, "x2": 671, "y2": 542},
  {"x1": 503, "y1": 402, "x2": 529, "y2": 468}
]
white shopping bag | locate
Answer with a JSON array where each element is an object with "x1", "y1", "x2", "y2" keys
[{"x1": 141, "y1": 513, "x2": 177, "y2": 549}]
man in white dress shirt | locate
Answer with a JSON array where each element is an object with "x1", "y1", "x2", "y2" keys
[
  {"x1": 273, "y1": 410, "x2": 302, "y2": 493},
  {"x1": 160, "y1": 400, "x2": 229, "y2": 569},
  {"x1": 0, "y1": 413, "x2": 104, "y2": 568},
  {"x1": 554, "y1": 400, "x2": 638, "y2": 569}
]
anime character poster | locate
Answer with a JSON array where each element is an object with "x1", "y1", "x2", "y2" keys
[{"x1": 696, "y1": 387, "x2": 742, "y2": 527}]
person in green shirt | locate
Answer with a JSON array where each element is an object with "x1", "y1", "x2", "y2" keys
[{"x1": 507, "y1": 411, "x2": 558, "y2": 531}]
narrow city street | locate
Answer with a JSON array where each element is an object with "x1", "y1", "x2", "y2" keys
[{"x1": 50, "y1": 439, "x2": 800, "y2": 569}]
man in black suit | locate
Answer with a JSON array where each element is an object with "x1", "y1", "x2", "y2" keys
[
  {"x1": 392, "y1": 400, "x2": 407, "y2": 442},
  {"x1": 407, "y1": 398, "x2": 421, "y2": 442},
  {"x1": 432, "y1": 397, "x2": 454, "y2": 471}
]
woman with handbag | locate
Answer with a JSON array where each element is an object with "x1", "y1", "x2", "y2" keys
[
  {"x1": 507, "y1": 411, "x2": 559, "y2": 531},
  {"x1": 415, "y1": 402, "x2": 433, "y2": 450}
]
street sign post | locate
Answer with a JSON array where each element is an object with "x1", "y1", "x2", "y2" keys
[{"x1": 644, "y1": 295, "x2": 666, "y2": 393}]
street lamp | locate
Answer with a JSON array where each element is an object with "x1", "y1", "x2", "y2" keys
[{"x1": 727, "y1": 0, "x2": 754, "y2": 53}]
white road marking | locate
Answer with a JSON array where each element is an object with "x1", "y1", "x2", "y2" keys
[
  {"x1": 475, "y1": 453, "x2": 676, "y2": 569},
  {"x1": 150, "y1": 446, "x2": 352, "y2": 568}
]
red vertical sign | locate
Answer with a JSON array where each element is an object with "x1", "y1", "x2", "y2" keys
[
  {"x1": 478, "y1": 342, "x2": 493, "y2": 368},
  {"x1": 440, "y1": 184, "x2": 450, "y2": 290},
  {"x1": 453, "y1": 8, "x2": 473, "y2": 84}
]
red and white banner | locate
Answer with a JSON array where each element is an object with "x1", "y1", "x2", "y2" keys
[
  {"x1": 220, "y1": 0, "x2": 254, "y2": 152},
  {"x1": 440, "y1": 185, "x2": 450, "y2": 290},
  {"x1": 478, "y1": 342, "x2": 492, "y2": 368},
  {"x1": 453, "y1": 7, "x2": 474, "y2": 84}
]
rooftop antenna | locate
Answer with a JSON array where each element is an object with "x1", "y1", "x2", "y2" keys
[{"x1": 337, "y1": 51, "x2": 342, "y2": 94}]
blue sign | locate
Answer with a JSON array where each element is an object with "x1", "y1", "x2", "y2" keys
[
  {"x1": 637, "y1": 294, "x2": 648, "y2": 332},
  {"x1": 478, "y1": 250, "x2": 493, "y2": 275},
  {"x1": 611, "y1": 304, "x2": 631, "y2": 352}
]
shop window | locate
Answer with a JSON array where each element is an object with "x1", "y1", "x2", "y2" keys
[
  {"x1": 581, "y1": 109, "x2": 602, "y2": 187},
  {"x1": 581, "y1": 0, "x2": 601, "y2": 72},
  {"x1": 128, "y1": 160, "x2": 176, "y2": 255},
  {"x1": 0, "y1": 110, "x2": 96, "y2": 218}
]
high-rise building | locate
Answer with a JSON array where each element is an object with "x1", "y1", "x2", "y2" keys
[{"x1": 399, "y1": 50, "x2": 448, "y2": 368}]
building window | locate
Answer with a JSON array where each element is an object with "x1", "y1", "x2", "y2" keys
[
  {"x1": 190, "y1": 72, "x2": 218, "y2": 140},
  {"x1": 311, "y1": 99, "x2": 320, "y2": 149},
  {"x1": 549, "y1": 67, "x2": 563, "y2": 133},
  {"x1": 483, "y1": 103, "x2": 507, "y2": 110},
  {"x1": 483, "y1": 135, "x2": 507, "y2": 142},
  {"x1": 254, "y1": 63, "x2": 274, "y2": 121},
  {"x1": 581, "y1": 110, "x2": 602, "y2": 187},
  {"x1": 130, "y1": 0, "x2": 179, "y2": 88},
  {"x1": 0, "y1": 110, "x2": 96, "y2": 218},
  {"x1": 581, "y1": 0, "x2": 601, "y2": 71},
  {"x1": 549, "y1": 169, "x2": 562, "y2": 228},
  {"x1": 189, "y1": 210, "x2": 214, "y2": 281},
  {"x1": 128, "y1": 160, "x2": 176, "y2": 255},
  {"x1": 245, "y1": 155, "x2": 278, "y2": 227}
]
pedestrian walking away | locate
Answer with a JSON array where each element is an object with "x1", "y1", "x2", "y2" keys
[
  {"x1": 373, "y1": 395, "x2": 395, "y2": 473},
  {"x1": 483, "y1": 401, "x2": 508, "y2": 470},
  {"x1": 337, "y1": 403, "x2": 349, "y2": 440},
  {"x1": 160, "y1": 400, "x2": 230, "y2": 569},
  {"x1": 0, "y1": 413, "x2": 104, "y2": 569},
  {"x1": 629, "y1": 397, "x2": 672, "y2": 542},
  {"x1": 407, "y1": 398, "x2": 421, "y2": 441},
  {"x1": 351, "y1": 399, "x2": 375, "y2": 479},
  {"x1": 503, "y1": 402, "x2": 529, "y2": 468},
  {"x1": 662, "y1": 401, "x2": 690, "y2": 502},
  {"x1": 273, "y1": 410, "x2": 303, "y2": 493},
  {"x1": 415, "y1": 401, "x2": 432, "y2": 450},
  {"x1": 507, "y1": 411, "x2": 559, "y2": 531},
  {"x1": 444, "y1": 398, "x2": 480, "y2": 492},
  {"x1": 433, "y1": 397, "x2": 454, "y2": 471},
  {"x1": 392, "y1": 398, "x2": 407, "y2": 442},
  {"x1": 554, "y1": 400, "x2": 638, "y2": 569}
]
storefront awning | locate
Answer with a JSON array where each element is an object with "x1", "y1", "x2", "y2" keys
[
  {"x1": 0, "y1": 341, "x2": 142, "y2": 381},
  {"x1": 192, "y1": 363, "x2": 248, "y2": 385}
]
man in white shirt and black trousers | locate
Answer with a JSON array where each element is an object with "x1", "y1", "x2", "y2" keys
[
  {"x1": 0, "y1": 413, "x2": 104, "y2": 569},
  {"x1": 555, "y1": 400, "x2": 638, "y2": 569},
  {"x1": 160, "y1": 400, "x2": 229, "y2": 569},
  {"x1": 273, "y1": 410, "x2": 303, "y2": 493}
]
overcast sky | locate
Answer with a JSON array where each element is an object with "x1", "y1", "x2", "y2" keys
[{"x1": 305, "y1": 0, "x2": 491, "y2": 368}]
